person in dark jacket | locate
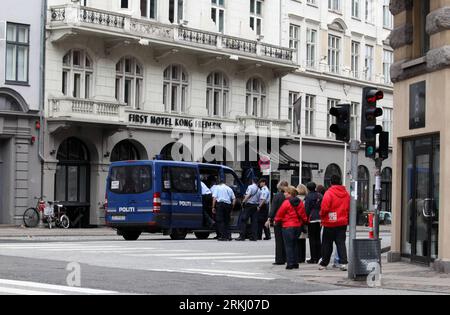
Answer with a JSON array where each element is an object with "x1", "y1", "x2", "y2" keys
[
  {"x1": 266, "y1": 181, "x2": 289, "y2": 265},
  {"x1": 319, "y1": 175, "x2": 350, "y2": 271},
  {"x1": 305, "y1": 182, "x2": 323, "y2": 264},
  {"x1": 274, "y1": 186, "x2": 308, "y2": 270}
]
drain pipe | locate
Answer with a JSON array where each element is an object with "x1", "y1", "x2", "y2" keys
[{"x1": 38, "y1": 0, "x2": 48, "y2": 199}]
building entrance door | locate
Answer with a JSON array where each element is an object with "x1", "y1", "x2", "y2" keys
[{"x1": 402, "y1": 136, "x2": 440, "y2": 265}]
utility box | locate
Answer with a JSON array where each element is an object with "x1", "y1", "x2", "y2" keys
[{"x1": 352, "y1": 239, "x2": 382, "y2": 280}]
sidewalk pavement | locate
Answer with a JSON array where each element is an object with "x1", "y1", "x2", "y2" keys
[
  {"x1": 282, "y1": 256, "x2": 450, "y2": 294},
  {"x1": 0, "y1": 226, "x2": 117, "y2": 238}
]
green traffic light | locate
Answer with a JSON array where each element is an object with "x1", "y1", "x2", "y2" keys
[{"x1": 367, "y1": 146, "x2": 375, "y2": 156}]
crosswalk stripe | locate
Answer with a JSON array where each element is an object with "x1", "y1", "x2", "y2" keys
[
  {"x1": 221, "y1": 259, "x2": 275, "y2": 263},
  {"x1": 145, "y1": 268, "x2": 275, "y2": 281},
  {"x1": 0, "y1": 286, "x2": 64, "y2": 295},
  {"x1": 126, "y1": 252, "x2": 237, "y2": 257},
  {"x1": 175, "y1": 255, "x2": 274, "y2": 260},
  {"x1": 0, "y1": 279, "x2": 118, "y2": 295}
]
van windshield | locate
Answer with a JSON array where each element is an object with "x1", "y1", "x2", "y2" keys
[{"x1": 110, "y1": 165, "x2": 152, "y2": 194}]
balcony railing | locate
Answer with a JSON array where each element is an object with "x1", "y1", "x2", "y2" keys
[
  {"x1": 299, "y1": 60, "x2": 394, "y2": 86},
  {"x1": 236, "y1": 116, "x2": 290, "y2": 136},
  {"x1": 49, "y1": 98, "x2": 123, "y2": 122},
  {"x1": 49, "y1": 4, "x2": 295, "y2": 65}
]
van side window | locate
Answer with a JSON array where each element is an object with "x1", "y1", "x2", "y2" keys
[
  {"x1": 163, "y1": 167, "x2": 198, "y2": 193},
  {"x1": 110, "y1": 166, "x2": 152, "y2": 194}
]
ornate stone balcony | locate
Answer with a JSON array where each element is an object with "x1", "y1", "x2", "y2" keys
[
  {"x1": 48, "y1": 98, "x2": 124, "y2": 123},
  {"x1": 236, "y1": 116, "x2": 291, "y2": 138},
  {"x1": 48, "y1": 4, "x2": 295, "y2": 67}
]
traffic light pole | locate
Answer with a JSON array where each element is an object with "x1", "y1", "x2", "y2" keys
[
  {"x1": 348, "y1": 140, "x2": 360, "y2": 280},
  {"x1": 373, "y1": 158, "x2": 383, "y2": 240}
]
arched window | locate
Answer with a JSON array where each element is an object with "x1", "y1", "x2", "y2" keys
[
  {"x1": 163, "y1": 64, "x2": 188, "y2": 114},
  {"x1": 55, "y1": 138, "x2": 90, "y2": 203},
  {"x1": 324, "y1": 163, "x2": 342, "y2": 189},
  {"x1": 115, "y1": 57, "x2": 143, "y2": 109},
  {"x1": 246, "y1": 77, "x2": 266, "y2": 117},
  {"x1": 160, "y1": 142, "x2": 192, "y2": 162},
  {"x1": 207, "y1": 72, "x2": 229, "y2": 117},
  {"x1": 111, "y1": 140, "x2": 141, "y2": 162},
  {"x1": 357, "y1": 166, "x2": 370, "y2": 216},
  {"x1": 62, "y1": 50, "x2": 93, "y2": 99},
  {"x1": 0, "y1": 94, "x2": 21, "y2": 111}
]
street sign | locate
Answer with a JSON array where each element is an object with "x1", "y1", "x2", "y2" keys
[{"x1": 258, "y1": 155, "x2": 271, "y2": 171}]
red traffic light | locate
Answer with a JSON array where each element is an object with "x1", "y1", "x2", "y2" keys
[{"x1": 366, "y1": 90, "x2": 384, "y2": 103}]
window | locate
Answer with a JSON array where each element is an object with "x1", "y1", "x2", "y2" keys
[
  {"x1": 383, "y1": 50, "x2": 393, "y2": 84},
  {"x1": 289, "y1": 24, "x2": 300, "y2": 64},
  {"x1": 55, "y1": 138, "x2": 90, "y2": 203},
  {"x1": 116, "y1": 57, "x2": 143, "y2": 109},
  {"x1": 211, "y1": 0, "x2": 225, "y2": 33},
  {"x1": 111, "y1": 140, "x2": 141, "y2": 162},
  {"x1": 288, "y1": 92, "x2": 300, "y2": 135},
  {"x1": 62, "y1": 50, "x2": 93, "y2": 99},
  {"x1": 327, "y1": 98, "x2": 339, "y2": 138},
  {"x1": 383, "y1": 0, "x2": 393, "y2": 29},
  {"x1": 169, "y1": 0, "x2": 184, "y2": 24},
  {"x1": 382, "y1": 107, "x2": 393, "y2": 143},
  {"x1": 365, "y1": 45, "x2": 374, "y2": 81},
  {"x1": 250, "y1": 0, "x2": 263, "y2": 35},
  {"x1": 328, "y1": 0, "x2": 341, "y2": 12},
  {"x1": 357, "y1": 165, "x2": 370, "y2": 219},
  {"x1": 121, "y1": 0, "x2": 129, "y2": 9},
  {"x1": 351, "y1": 41, "x2": 360, "y2": 79},
  {"x1": 328, "y1": 35, "x2": 341, "y2": 74},
  {"x1": 306, "y1": 28, "x2": 317, "y2": 68},
  {"x1": 110, "y1": 166, "x2": 152, "y2": 194},
  {"x1": 365, "y1": 0, "x2": 374, "y2": 24},
  {"x1": 351, "y1": 102, "x2": 360, "y2": 140},
  {"x1": 246, "y1": 78, "x2": 266, "y2": 118},
  {"x1": 164, "y1": 167, "x2": 198, "y2": 193},
  {"x1": 163, "y1": 64, "x2": 188, "y2": 113},
  {"x1": 207, "y1": 72, "x2": 229, "y2": 118},
  {"x1": 5, "y1": 23, "x2": 29, "y2": 83},
  {"x1": 305, "y1": 95, "x2": 315, "y2": 136},
  {"x1": 141, "y1": 0, "x2": 157, "y2": 19},
  {"x1": 0, "y1": 94, "x2": 22, "y2": 111},
  {"x1": 352, "y1": 0, "x2": 360, "y2": 19}
]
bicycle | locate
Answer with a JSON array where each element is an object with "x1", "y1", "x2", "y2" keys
[
  {"x1": 44, "y1": 202, "x2": 70, "y2": 229},
  {"x1": 23, "y1": 197, "x2": 46, "y2": 228}
]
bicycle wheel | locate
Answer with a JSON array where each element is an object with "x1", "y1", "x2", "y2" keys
[
  {"x1": 59, "y1": 215, "x2": 70, "y2": 229},
  {"x1": 23, "y1": 208, "x2": 40, "y2": 228}
]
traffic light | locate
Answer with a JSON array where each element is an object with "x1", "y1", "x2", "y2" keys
[
  {"x1": 361, "y1": 87, "x2": 384, "y2": 158},
  {"x1": 329, "y1": 104, "x2": 350, "y2": 143},
  {"x1": 378, "y1": 132, "x2": 389, "y2": 160}
]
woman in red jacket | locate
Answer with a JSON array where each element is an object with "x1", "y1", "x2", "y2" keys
[{"x1": 274, "y1": 186, "x2": 308, "y2": 270}]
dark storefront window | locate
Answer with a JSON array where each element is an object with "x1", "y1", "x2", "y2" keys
[
  {"x1": 381, "y1": 167, "x2": 392, "y2": 213},
  {"x1": 55, "y1": 138, "x2": 90, "y2": 203}
]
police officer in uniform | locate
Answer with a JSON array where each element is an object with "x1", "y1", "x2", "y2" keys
[
  {"x1": 236, "y1": 178, "x2": 260, "y2": 241},
  {"x1": 201, "y1": 181, "x2": 215, "y2": 228},
  {"x1": 212, "y1": 179, "x2": 236, "y2": 241}
]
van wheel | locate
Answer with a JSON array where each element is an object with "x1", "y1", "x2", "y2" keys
[
  {"x1": 122, "y1": 231, "x2": 141, "y2": 241},
  {"x1": 170, "y1": 229, "x2": 188, "y2": 240},
  {"x1": 194, "y1": 232, "x2": 210, "y2": 240}
]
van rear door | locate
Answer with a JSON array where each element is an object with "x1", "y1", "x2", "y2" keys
[
  {"x1": 107, "y1": 163, "x2": 153, "y2": 224},
  {"x1": 162, "y1": 165, "x2": 203, "y2": 229}
]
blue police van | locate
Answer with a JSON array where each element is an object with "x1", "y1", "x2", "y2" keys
[{"x1": 105, "y1": 160, "x2": 245, "y2": 241}]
